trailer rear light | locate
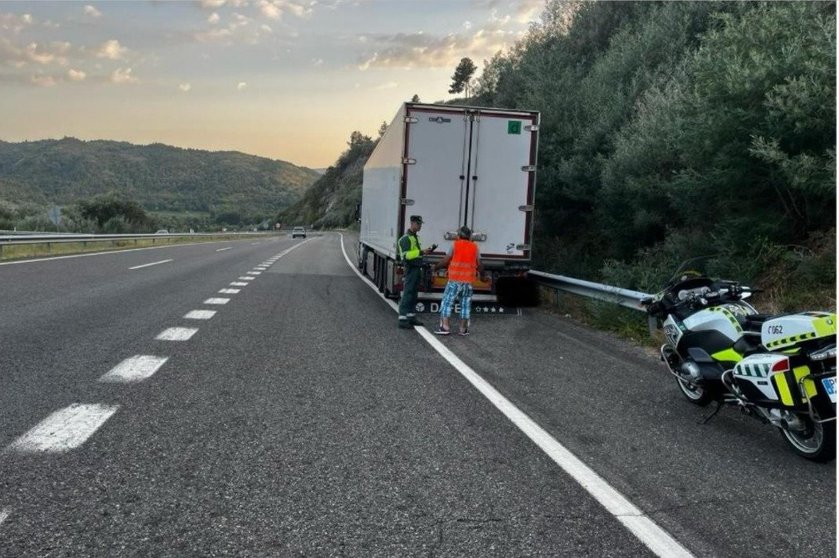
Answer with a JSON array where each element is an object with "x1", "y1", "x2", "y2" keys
[{"x1": 472, "y1": 232, "x2": 487, "y2": 241}]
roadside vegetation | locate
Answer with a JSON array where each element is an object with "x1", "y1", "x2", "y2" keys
[{"x1": 291, "y1": 1, "x2": 835, "y2": 329}]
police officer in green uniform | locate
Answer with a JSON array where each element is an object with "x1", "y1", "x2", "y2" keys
[{"x1": 397, "y1": 215, "x2": 435, "y2": 329}]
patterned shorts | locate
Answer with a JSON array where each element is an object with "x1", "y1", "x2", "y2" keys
[{"x1": 440, "y1": 281, "x2": 473, "y2": 320}]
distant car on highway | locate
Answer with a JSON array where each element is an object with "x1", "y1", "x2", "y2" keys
[
  {"x1": 155, "y1": 229, "x2": 169, "y2": 234},
  {"x1": 292, "y1": 227, "x2": 306, "y2": 238}
]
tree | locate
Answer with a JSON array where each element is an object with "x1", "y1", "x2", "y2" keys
[
  {"x1": 411, "y1": 94, "x2": 420, "y2": 102},
  {"x1": 448, "y1": 57, "x2": 477, "y2": 99},
  {"x1": 378, "y1": 121, "x2": 388, "y2": 138}
]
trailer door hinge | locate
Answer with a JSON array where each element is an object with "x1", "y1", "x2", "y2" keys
[
  {"x1": 518, "y1": 205, "x2": 534, "y2": 212},
  {"x1": 402, "y1": 157, "x2": 416, "y2": 165},
  {"x1": 404, "y1": 116, "x2": 418, "y2": 124},
  {"x1": 526, "y1": 125, "x2": 539, "y2": 132},
  {"x1": 521, "y1": 165, "x2": 536, "y2": 172},
  {"x1": 401, "y1": 198, "x2": 415, "y2": 206},
  {"x1": 516, "y1": 244, "x2": 530, "y2": 251}
]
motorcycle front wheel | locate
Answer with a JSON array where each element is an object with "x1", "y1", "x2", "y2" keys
[
  {"x1": 675, "y1": 376, "x2": 714, "y2": 407},
  {"x1": 780, "y1": 417, "x2": 836, "y2": 462}
]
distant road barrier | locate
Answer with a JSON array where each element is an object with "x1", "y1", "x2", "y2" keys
[
  {"x1": 0, "y1": 232, "x2": 271, "y2": 261},
  {"x1": 527, "y1": 269, "x2": 657, "y2": 333}
]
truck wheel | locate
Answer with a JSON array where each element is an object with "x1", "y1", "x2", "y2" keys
[{"x1": 780, "y1": 415, "x2": 836, "y2": 462}]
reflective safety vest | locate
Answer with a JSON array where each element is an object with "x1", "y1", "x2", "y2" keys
[
  {"x1": 448, "y1": 239, "x2": 478, "y2": 282},
  {"x1": 398, "y1": 232, "x2": 422, "y2": 265}
]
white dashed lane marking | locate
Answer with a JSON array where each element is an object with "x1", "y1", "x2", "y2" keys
[
  {"x1": 230, "y1": 282, "x2": 248, "y2": 287},
  {"x1": 99, "y1": 355, "x2": 169, "y2": 383},
  {"x1": 247, "y1": 271, "x2": 262, "y2": 275},
  {"x1": 185, "y1": 310, "x2": 217, "y2": 320},
  {"x1": 238, "y1": 277, "x2": 255, "y2": 281},
  {"x1": 0, "y1": 507, "x2": 10, "y2": 527},
  {"x1": 128, "y1": 259, "x2": 173, "y2": 270},
  {"x1": 216, "y1": 247, "x2": 232, "y2": 252},
  {"x1": 204, "y1": 297, "x2": 230, "y2": 305},
  {"x1": 155, "y1": 327, "x2": 198, "y2": 341},
  {"x1": 219, "y1": 288, "x2": 240, "y2": 294},
  {"x1": 5, "y1": 404, "x2": 119, "y2": 454}
]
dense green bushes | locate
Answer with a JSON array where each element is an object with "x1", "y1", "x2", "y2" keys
[{"x1": 474, "y1": 1, "x2": 835, "y2": 311}]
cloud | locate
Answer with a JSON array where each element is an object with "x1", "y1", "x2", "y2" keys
[
  {"x1": 67, "y1": 68, "x2": 86, "y2": 81},
  {"x1": 256, "y1": 0, "x2": 312, "y2": 20},
  {"x1": 370, "y1": 81, "x2": 397, "y2": 91},
  {"x1": 357, "y1": 22, "x2": 518, "y2": 70},
  {"x1": 201, "y1": 0, "x2": 227, "y2": 8},
  {"x1": 208, "y1": 12, "x2": 220, "y2": 24},
  {"x1": 111, "y1": 67, "x2": 138, "y2": 84},
  {"x1": 179, "y1": 83, "x2": 192, "y2": 92},
  {"x1": 96, "y1": 39, "x2": 126, "y2": 60},
  {"x1": 0, "y1": 12, "x2": 35, "y2": 34},
  {"x1": 0, "y1": 38, "x2": 77, "y2": 71},
  {"x1": 31, "y1": 74, "x2": 56, "y2": 87},
  {"x1": 84, "y1": 5, "x2": 102, "y2": 18},
  {"x1": 237, "y1": 81, "x2": 247, "y2": 90}
]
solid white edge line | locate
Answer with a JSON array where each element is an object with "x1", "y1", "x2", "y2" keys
[
  {"x1": 0, "y1": 507, "x2": 10, "y2": 527},
  {"x1": 99, "y1": 355, "x2": 169, "y2": 383},
  {"x1": 336, "y1": 233, "x2": 694, "y2": 558},
  {"x1": 5, "y1": 404, "x2": 119, "y2": 453},
  {"x1": 128, "y1": 258, "x2": 173, "y2": 270}
]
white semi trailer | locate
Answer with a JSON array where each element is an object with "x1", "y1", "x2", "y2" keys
[{"x1": 358, "y1": 102, "x2": 539, "y2": 310}]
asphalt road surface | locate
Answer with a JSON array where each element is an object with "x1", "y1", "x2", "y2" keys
[{"x1": 0, "y1": 233, "x2": 834, "y2": 557}]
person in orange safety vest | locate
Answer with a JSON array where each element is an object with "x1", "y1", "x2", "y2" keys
[{"x1": 430, "y1": 226, "x2": 483, "y2": 336}]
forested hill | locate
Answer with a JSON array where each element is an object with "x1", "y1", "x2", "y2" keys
[
  {"x1": 468, "y1": 1, "x2": 835, "y2": 310},
  {"x1": 302, "y1": 1, "x2": 833, "y2": 312},
  {"x1": 280, "y1": 131, "x2": 375, "y2": 229},
  {"x1": 0, "y1": 138, "x2": 319, "y2": 220}
]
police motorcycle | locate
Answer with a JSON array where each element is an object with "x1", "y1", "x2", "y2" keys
[{"x1": 641, "y1": 258, "x2": 836, "y2": 462}]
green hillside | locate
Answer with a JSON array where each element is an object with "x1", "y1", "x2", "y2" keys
[
  {"x1": 280, "y1": 131, "x2": 375, "y2": 229},
  {"x1": 0, "y1": 138, "x2": 319, "y2": 225}
]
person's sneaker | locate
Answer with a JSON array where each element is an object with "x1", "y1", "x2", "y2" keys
[
  {"x1": 458, "y1": 327, "x2": 470, "y2": 336},
  {"x1": 398, "y1": 320, "x2": 413, "y2": 329},
  {"x1": 433, "y1": 326, "x2": 450, "y2": 335},
  {"x1": 409, "y1": 316, "x2": 424, "y2": 326}
]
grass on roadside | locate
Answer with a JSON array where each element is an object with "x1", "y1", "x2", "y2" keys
[{"x1": 0, "y1": 235, "x2": 255, "y2": 262}]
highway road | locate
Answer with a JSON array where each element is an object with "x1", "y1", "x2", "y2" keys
[{"x1": 0, "y1": 233, "x2": 834, "y2": 557}]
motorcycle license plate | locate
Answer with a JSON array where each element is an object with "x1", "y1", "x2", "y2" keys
[{"x1": 822, "y1": 377, "x2": 837, "y2": 403}]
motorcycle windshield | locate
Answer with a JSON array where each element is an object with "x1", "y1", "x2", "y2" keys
[{"x1": 664, "y1": 255, "x2": 717, "y2": 289}]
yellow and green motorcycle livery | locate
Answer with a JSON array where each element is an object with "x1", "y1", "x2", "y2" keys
[{"x1": 643, "y1": 269, "x2": 836, "y2": 462}]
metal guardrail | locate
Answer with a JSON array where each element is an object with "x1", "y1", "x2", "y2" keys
[
  {"x1": 0, "y1": 232, "x2": 266, "y2": 244},
  {"x1": 528, "y1": 269, "x2": 658, "y2": 333}
]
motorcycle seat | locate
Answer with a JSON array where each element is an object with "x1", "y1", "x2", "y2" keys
[
  {"x1": 733, "y1": 334, "x2": 764, "y2": 356},
  {"x1": 740, "y1": 314, "x2": 772, "y2": 333}
]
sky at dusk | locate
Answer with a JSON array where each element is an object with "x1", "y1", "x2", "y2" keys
[{"x1": 0, "y1": 0, "x2": 544, "y2": 168}]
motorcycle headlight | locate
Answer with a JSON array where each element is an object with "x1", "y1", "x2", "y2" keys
[{"x1": 809, "y1": 345, "x2": 837, "y2": 361}]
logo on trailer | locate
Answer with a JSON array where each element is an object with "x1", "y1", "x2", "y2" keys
[{"x1": 429, "y1": 116, "x2": 451, "y2": 123}]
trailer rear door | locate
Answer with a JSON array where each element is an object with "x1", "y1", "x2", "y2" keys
[
  {"x1": 467, "y1": 111, "x2": 537, "y2": 259},
  {"x1": 403, "y1": 107, "x2": 469, "y2": 252}
]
